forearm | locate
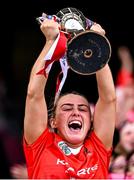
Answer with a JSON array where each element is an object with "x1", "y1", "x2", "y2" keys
[
  {"x1": 94, "y1": 64, "x2": 116, "y2": 148},
  {"x1": 96, "y1": 64, "x2": 116, "y2": 103},
  {"x1": 27, "y1": 40, "x2": 55, "y2": 98}
]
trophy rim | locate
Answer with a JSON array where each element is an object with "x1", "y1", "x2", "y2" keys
[{"x1": 56, "y1": 7, "x2": 87, "y2": 31}]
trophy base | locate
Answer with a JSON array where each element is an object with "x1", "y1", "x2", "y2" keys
[{"x1": 67, "y1": 30, "x2": 111, "y2": 75}]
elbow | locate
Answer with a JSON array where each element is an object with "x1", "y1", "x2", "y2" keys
[
  {"x1": 26, "y1": 83, "x2": 36, "y2": 99},
  {"x1": 27, "y1": 88, "x2": 36, "y2": 99},
  {"x1": 109, "y1": 96, "x2": 116, "y2": 104},
  {"x1": 26, "y1": 84, "x2": 44, "y2": 100},
  {"x1": 105, "y1": 94, "x2": 117, "y2": 104},
  {"x1": 100, "y1": 92, "x2": 117, "y2": 104}
]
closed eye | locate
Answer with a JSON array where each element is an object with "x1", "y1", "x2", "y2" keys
[
  {"x1": 79, "y1": 108, "x2": 88, "y2": 112},
  {"x1": 63, "y1": 107, "x2": 73, "y2": 111},
  {"x1": 61, "y1": 105, "x2": 73, "y2": 111},
  {"x1": 78, "y1": 106, "x2": 89, "y2": 112}
]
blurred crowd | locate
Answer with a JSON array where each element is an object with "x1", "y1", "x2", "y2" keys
[
  {"x1": 0, "y1": 73, "x2": 27, "y2": 178},
  {"x1": 108, "y1": 46, "x2": 134, "y2": 179},
  {"x1": 0, "y1": 45, "x2": 134, "y2": 179}
]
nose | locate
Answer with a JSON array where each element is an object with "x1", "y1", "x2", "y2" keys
[{"x1": 72, "y1": 108, "x2": 80, "y2": 116}]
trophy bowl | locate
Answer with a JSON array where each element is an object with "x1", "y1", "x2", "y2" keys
[{"x1": 56, "y1": 7, "x2": 87, "y2": 35}]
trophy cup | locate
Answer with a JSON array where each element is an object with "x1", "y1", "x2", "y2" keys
[{"x1": 36, "y1": 7, "x2": 111, "y2": 75}]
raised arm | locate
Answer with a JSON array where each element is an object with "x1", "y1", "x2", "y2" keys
[
  {"x1": 93, "y1": 64, "x2": 116, "y2": 149},
  {"x1": 24, "y1": 19, "x2": 60, "y2": 144}
]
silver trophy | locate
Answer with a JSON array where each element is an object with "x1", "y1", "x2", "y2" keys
[{"x1": 36, "y1": 7, "x2": 111, "y2": 75}]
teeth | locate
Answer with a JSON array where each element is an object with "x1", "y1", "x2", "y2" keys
[{"x1": 69, "y1": 120, "x2": 81, "y2": 126}]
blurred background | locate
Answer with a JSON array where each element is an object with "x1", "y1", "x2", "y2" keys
[{"x1": 1, "y1": 0, "x2": 134, "y2": 178}]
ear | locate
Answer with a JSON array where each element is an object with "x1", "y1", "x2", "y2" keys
[{"x1": 50, "y1": 118, "x2": 57, "y2": 128}]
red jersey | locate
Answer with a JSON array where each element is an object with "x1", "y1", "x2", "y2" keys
[{"x1": 23, "y1": 128, "x2": 112, "y2": 179}]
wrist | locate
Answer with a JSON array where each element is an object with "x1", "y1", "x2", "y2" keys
[{"x1": 46, "y1": 39, "x2": 55, "y2": 45}]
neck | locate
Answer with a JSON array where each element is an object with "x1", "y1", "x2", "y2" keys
[{"x1": 66, "y1": 141, "x2": 83, "y2": 149}]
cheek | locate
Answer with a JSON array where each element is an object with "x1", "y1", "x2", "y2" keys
[
  {"x1": 120, "y1": 134, "x2": 126, "y2": 142},
  {"x1": 55, "y1": 112, "x2": 68, "y2": 126},
  {"x1": 87, "y1": 120, "x2": 91, "y2": 130},
  {"x1": 121, "y1": 134, "x2": 130, "y2": 145},
  {"x1": 85, "y1": 114, "x2": 91, "y2": 125}
]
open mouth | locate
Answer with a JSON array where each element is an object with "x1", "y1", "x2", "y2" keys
[{"x1": 68, "y1": 120, "x2": 82, "y2": 131}]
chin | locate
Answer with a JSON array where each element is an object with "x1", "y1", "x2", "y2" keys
[
  {"x1": 59, "y1": 130, "x2": 86, "y2": 146},
  {"x1": 67, "y1": 136, "x2": 85, "y2": 146}
]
